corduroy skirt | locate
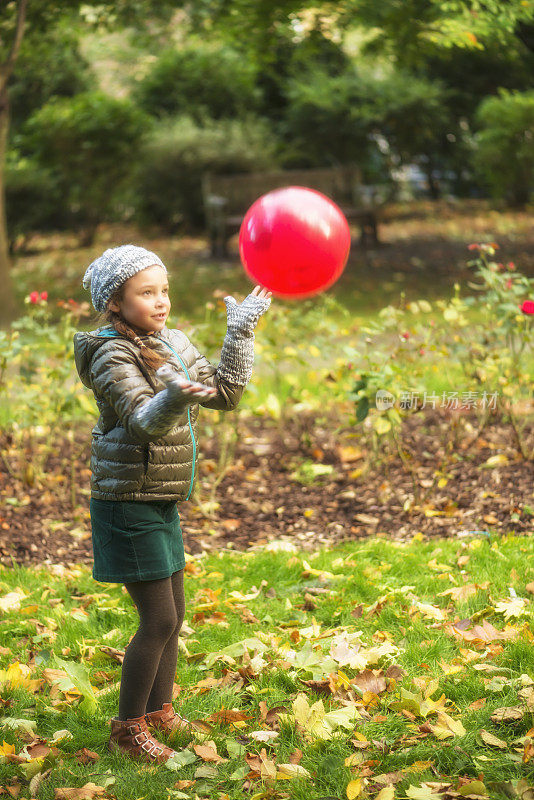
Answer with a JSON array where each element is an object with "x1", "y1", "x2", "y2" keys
[{"x1": 89, "y1": 497, "x2": 186, "y2": 583}]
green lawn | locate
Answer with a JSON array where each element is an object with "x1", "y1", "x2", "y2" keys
[{"x1": 1, "y1": 533, "x2": 533, "y2": 799}]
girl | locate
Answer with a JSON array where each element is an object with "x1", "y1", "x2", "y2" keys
[{"x1": 73, "y1": 244, "x2": 271, "y2": 764}]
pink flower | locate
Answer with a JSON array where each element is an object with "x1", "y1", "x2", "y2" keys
[
  {"x1": 520, "y1": 301, "x2": 534, "y2": 315},
  {"x1": 29, "y1": 291, "x2": 39, "y2": 304},
  {"x1": 401, "y1": 331, "x2": 410, "y2": 340},
  {"x1": 508, "y1": 262, "x2": 515, "y2": 271},
  {"x1": 506, "y1": 278, "x2": 513, "y2": 290},
  {"x1": 468, "y1": 243, "x2": 481, "y2": 251},
  {"x1": 419, "y1": 348, "x2": 425, "y2": 356},
  {"x1": 40, "y1": 291, "x2": 48, "y2": 301}
]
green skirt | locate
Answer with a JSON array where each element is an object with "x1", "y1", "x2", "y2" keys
[{"x1": 89, "y1": 498, "x2": 186, "y2": 583}]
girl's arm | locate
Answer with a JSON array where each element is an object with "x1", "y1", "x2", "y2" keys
[
  {"x1": 90, "y1": 342, "x2": 216, "y2": 443},
  {"x1": 189, "y1": 288, "x2": 272, "y2": 411}
]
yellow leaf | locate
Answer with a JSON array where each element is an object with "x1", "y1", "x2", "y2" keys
[
  {"x1": 375, "y1": 787, "x2": 395, "y2": 800},
  {"x1": 373, "y1": 416, "x2": 391, "y2": 435},
  {"x1": 458, "y1": 780, "x2": 487, "y2": 796},
  {"x1": 347, "y1": 779, "x2": 362, "y2": 799},
  {"x1": 276, "y1": 763, "x2": 311, "y2": 779},
  {"x1": 479, "y1": 729, "x2": 507, "y2": 749},
  {"x1": 484, "y1": 454, "x2": 508, "y2": 468},
  {"x1": 415, "y1": 602, "x2": 446, "y2": 621}
]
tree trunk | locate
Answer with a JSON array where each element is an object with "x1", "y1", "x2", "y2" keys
[
  {"x1": 0, "y1": 0, "x2": 29, "y2": 330},
  {"x1": 0, "y1": 89, "x2": 18, "y2": 329}
]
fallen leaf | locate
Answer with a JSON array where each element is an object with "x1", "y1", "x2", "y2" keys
[
  {"x1": 490, "y1": 706, "x2": 524, "y2": 723},
  {"x1": 375, "y1": 787, "x2": 396, "y2": 800},
  {"x1": 193, "y1": 741, "x2": 226, "y2": 763},
  {"x1": 347, "y1": 778, "x2": 363, "y2": 799},
  {"x1": 276, "y1": 763, "x2": 311, "y2": 779},
  {"x1": 54, "y1": 783, "x2": 107, "y2": 799},
  {"x1": 478, "y1": 729, "x2": 507, "y2": 749}
]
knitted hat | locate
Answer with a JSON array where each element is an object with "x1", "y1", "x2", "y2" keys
[{"x1": 82, "y1": 244, "x2": 166, "y2": 313}]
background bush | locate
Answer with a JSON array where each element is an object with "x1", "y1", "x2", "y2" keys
[
  {"x1": 134, "y1": 114, "x2": 279, "y2": 231},
  {"x1": 132, "y1": 41, "x2": 262, "y2": 121},
  {"x1": 19, "y1": 91, "x2": 151, "y2": 238},
  {"x1": 5, "y1": 153, "x2": 67, "y2": 249},
  {"x1": 8, "y1": 23, "x2": 95, "y2": 135},
  {"x1": 472, "y1": 89, "x2": 534, "y2": 206}
]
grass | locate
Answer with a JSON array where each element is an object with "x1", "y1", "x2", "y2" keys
[{"x1": 0, "y1": 533, "x2": 533, "y2": 798}]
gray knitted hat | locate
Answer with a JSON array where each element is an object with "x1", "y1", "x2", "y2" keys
[{"x1": 82, "y1": 244, "x2": 166, "y2": 313}]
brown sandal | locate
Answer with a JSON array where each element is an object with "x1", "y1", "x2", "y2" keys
[
  {"x1": 144, "y1": 702, "x2": 193, "y2": 736},
  {"x1": 108, "y1": 714, "x2": 177, "y2": 763}
]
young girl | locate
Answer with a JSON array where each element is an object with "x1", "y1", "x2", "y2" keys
[{"x1": 73, "y1": 244, "x2": 271, "y2": 765}]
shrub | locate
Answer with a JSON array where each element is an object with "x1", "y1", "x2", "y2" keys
[
  {"x1": 5, "y1": 154, "x2": 67, "y2": 249},
  {"x1": 8, "y1": 25, "x2": 95, "y2": 133},
  {"x1": 134, "y1": 114, "x2": 279, "y2": 230},
  {"x1": 132, "y1": 42, "x2": 261, "y2": 121},
  {"x1": 20, "y1": 91, "x2": 151, "y2": 238},
  {"x1": 472, "y1": 89, "x2": 534, "y2": 206}
]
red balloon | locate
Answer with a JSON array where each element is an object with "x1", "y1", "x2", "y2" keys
[{"x1": 238, "y1": 186, "x2": 351, "y2": 298}]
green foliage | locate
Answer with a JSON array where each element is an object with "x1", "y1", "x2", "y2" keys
[
  {"x1": 4, "y1": 154, "x2": 66, "y2": 247},
  {"x1": 133, "y1": 114, "x2": 279, "y2": 230},
  {"x1": 281, "y1": 66, "x2": 376, "y2": 169},
  {"x1": 350, "y1": 244, "x2": 534, "y2": 485},
  {"x1": 7, "y1": 23, "x2": 95, "y2": 134},
  {"x1": 0, "y1": 295, "x2": 94, "y2": 491},
  {"x1": 132, "y1": 41, "x2": 262, "y2": 121},
  {"x1": 19, "y1": 91, "x2": 151, "y2": 230},
  {"x1": 472, "y1": 89, "x2": 534, "y2": 206}
]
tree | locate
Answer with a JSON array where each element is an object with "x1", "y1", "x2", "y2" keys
[{"x1": 0, "y1": 0, "x2": 177, "y2": 329}]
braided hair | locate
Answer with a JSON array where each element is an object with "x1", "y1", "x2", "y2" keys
[{"x1": 91, "y1": 285, "x2": 167, "y2": 372}]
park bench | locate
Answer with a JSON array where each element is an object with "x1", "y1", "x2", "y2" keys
[{"x1": 202, "y1": 166, "x2": 389, "y2": 258}]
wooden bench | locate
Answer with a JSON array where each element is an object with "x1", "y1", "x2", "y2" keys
[{"x1": 202, "y1": 166, "x2": 390, "y2": 258}]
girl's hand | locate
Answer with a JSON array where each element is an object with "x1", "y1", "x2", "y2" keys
[
  {"x1": 250, "y1": 285, "x2": 272, "y2": 301},
  {"x1": 156, "y1": 366, "x2": 217, "y2": 400},
  {"x1": 223, "y1": 284, "x2": 272, "y2": 335}
]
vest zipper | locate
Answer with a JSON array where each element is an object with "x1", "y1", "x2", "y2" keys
[{"x1": 158, "y1": 340, "x2": 196, "y2": 501}]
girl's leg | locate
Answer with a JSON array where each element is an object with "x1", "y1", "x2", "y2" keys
[
  {"x1": 145, "y1": 569, "x2": 185, "y2": 713},
  {"x1": 118, "y1": 575, "x2": 178, "y2": 720}
]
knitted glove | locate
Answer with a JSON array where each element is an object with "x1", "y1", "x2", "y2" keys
[
  {"x1": 217, "y1": 292, "x2": 271, "y2": 386},
  {"x1": 130, "y1": 365, "x2": 216, "y2": 439}
]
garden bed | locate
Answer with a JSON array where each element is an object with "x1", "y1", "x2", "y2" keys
[{"x1": 0, "y1": 406, "x2": 532, "y2": 571}]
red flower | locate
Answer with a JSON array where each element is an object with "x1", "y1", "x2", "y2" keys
[
  {"x1": 401, "y1": 331, "x2": 410, "y2": 340},
  {"x1": 508, "y1": 262, "x2": 515, "y2": 271},
  {"x1": 520, "y1": 301, "x2": 534, "y2": 315},
  {"x1": 40, "y1": 291, "x2": 48, "y2": 301},
  {"x1": 29, "y1": 291, "x2": 39, "y2": 304},
  {"x1": 419, "y1": 348, "x2": 425, "y2": 356},
  {"x1": 468, "y1": 243, "x2": 480, "y2": 251}
]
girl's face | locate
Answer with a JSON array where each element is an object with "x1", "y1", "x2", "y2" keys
[{"x1": 109, "y1": 265, "x2": 171, "y2": 335}]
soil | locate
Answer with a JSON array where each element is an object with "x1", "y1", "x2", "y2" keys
[{"x1": 0, "y1": 405, "x2": 532, "y2": 572}]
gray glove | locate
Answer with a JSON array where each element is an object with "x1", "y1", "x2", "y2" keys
[
  {"x1": 130, "y1": 365, "x2": 217, "y2": 439},
  {"x1": 217, "y1": 292, "x2": 271, "y2": 386}
]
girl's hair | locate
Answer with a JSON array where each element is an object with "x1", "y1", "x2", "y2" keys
[{"x1": 92, "y1": 284, "x2": 167, "y2": 372}]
